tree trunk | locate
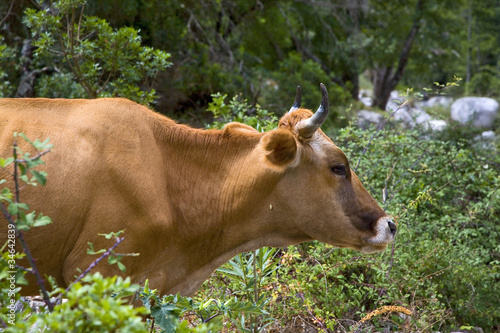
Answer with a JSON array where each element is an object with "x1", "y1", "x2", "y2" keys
[
  {"x1": 465, "y1": 3, "x2": 472, "y2": 87},
  {"x1": 371, "y1": 66, "x2": 394, "y2": 111},
  {"x1": 371, "y1": 0, "x2": 424, "y2": 110},
  {"x1": 343, "y1": 68, "x2": 360, "y2": 100},
  {"x1": 15, "y1": 39, "x2": 36, "y2": 98}
]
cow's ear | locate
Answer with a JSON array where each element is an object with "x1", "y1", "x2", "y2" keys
[{"x1": 260, "y1": 129, "x2": 297, "y2": 166}]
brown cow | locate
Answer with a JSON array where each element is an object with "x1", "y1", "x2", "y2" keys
[{"x1": 0, "y1": 84, "x2": 395, "y2": 296}]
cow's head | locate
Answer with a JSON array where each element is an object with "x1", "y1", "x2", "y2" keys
[{"x1": 259, "y1": 84, "x2": 396, "y2": 253}]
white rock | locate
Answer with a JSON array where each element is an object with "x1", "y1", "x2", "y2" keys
[
  {"x1": 427, "y1": 120, "x2": 447, "y2": 132},
  {"x1": 390, "y1": 108, "x2": 413, "y2": 127},
  {"x1": 390, "y1": 90, "x2": 400, "y2": 100},
  {"x1": 473, "y1": 131, "x2": 497, "y2": 150},
  {"x1": 451, "y1": 97, "x2": 499, "y2": 128},
  {"x1": 357, "y1": 110, "x2": 385, "y2": 129},
  {"x1": 385, "y1": 92, "x2": 447, "y2": 130},
  {"x1": 413, "y1": 107, "x2": 432, "y2": 125},
  {"x1": 360, "y1": 96, "x2": 372, "y2": 107},
  {"x1": 419, "y1": 96, "x2": 454, "y2": 109},
  {"x1": 388, "y1": 106, "x2": 433, "y2": 129},
  {"x1": 358, "y1": 90, "x2": 373, "y2": 107},
  {"x1": 386, "y1": 91, "x2": 409, "y2": 113},
  {"x1": 480, "y1": 130, "x2": 496, "y2": 140},
  {"x1": 473, "y1": 130, "x2": 497, "y2": 142}
]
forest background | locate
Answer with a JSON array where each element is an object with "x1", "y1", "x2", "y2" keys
[
  {"x1": 0, "y1": 0, "x2": 499, "y2": 332},
  {"x1": 2, "y1": 0, "x2": 500, "y2": 115}
]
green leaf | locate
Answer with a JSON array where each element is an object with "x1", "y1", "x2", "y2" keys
[
  {"x1": 117, "y1": 261, "x2": 126, "y2": 272},
  {"x1": 22, "y1": 211, "x2": 35, "y2": 227},
  {"x1": 143, "y1": 279, "x2": 150, "y2": 295},
  {"x1": 8, "y1": 202, "x2": 29, "y2": 216},
  {"x1": 108, "y1": 256, "x2": 118, "y2": 265},
  {"x1": 0, "y1": 187, "x2": 13, "y2": 201},
  {"x1": 18, "y1": 163, "x2": 26, "y2": 176},
  {"x1": 87, "y1": 242, "x2": 95, "y2": 254},
  {"x1": 0, "y1": 157, "x2": 14, "y2": 167},
  {"x1": 33, "y1": 214, "x2": 52, "y2": 227},
  {"x1": 150, "y1": 303, "x2": 178, "y2": 332},
  {"x1": 31, "y1": 170, "x2": 48, "y2": 185}
]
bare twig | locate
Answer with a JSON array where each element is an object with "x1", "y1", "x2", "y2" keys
[
  {"x1": 15, "y1": 149, "x2": 51, "y2": 164},
  {"x1": 383, "y1": 159, "x2": 398, "y2": 204},
  {"x1": 385, "y1": 236, "x2": 397, "y2": 279},
  {"x1": 77, "y1": 2, "x2": 85, "y2": 41},
  {"x1": 0, "y1": 0, "x2": 15, "y2": 27},
  {"x1": 54, "y1": 2, "x2": 95, "y2": 98},
  {"x1": 149, "y1": 317, "x2": 155, "y2": 332},
  {"x1": 203, "y1": 313, "x2": 221, "y2": 323},
  {"x1": 0, "y1": 316, "x2": 7, "y2": 328},
  {"x1": 63, "y1": 236, "x2": 124, "y2": 294}
]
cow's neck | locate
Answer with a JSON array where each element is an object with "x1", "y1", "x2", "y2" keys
[{"x1": 152, "y1": 120, "x2": 307, "y2": 295}]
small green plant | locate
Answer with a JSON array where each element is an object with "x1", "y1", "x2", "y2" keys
[
  {"x1": 86, "y1": 230, "x2": 139, "y2": 274},
  {"x1": 20, "y1": 273, "x2": 147, "y2": 333},
  {"x1": 216, "y1": 248, "x2": 279, "y2": 332},
  {"x1": 139, "y1": 280, "x2": 267, "y2": 332},
  {"x1": 207, "y1": 93, "x2": 277, "y2": 132}
]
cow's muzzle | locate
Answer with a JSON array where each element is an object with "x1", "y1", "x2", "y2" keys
[{"x1": 360, "y1": 216, "x2": 397, "y2": 253}]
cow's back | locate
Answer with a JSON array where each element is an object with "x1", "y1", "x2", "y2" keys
[{"x1": 0, "y1": 98, "x2": 170, "y2": 291}]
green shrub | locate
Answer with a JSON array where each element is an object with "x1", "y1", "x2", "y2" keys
[
  {"x1": 24, "y1": 0, "x2": 171, "y2": 105},
  {"x1": 0, "y1": 37, "x2": 15, "y2": 97},
  {"x1": 260, "y1": 52, "x2": 352, "y2": 120},
  {"x1": 207, "y1": 92, "x2": 277, "y2": 132},
  {"x1": 20, "y1": 273, "x2": 147, "y2": 333},
  {"x1": 466, "y1": 67, "x2": 500, "y2": 97}
]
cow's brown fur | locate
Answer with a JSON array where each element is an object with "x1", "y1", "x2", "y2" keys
[{"x1": 0, "y1": 97, "x2": 394, "y2": 296}]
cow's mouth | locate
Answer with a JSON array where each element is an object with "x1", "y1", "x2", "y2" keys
[{"x1": 359, "y1": 243, "x2": 391, "y2": 254}]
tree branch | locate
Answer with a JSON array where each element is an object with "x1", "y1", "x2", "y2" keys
[
  {"x1": 63, "y1": 236, "x2": 124, "y2": 294},
  {"x1": 15, "y1": 149, "x2": 51, "y2": 164},
  {"x1": 0, "y1": 0, "x2": 15, "y2": 27},
  {"x1": 371, "y1": 0, "x2": 425, "y2": 109},
  {"x1": 389, "y1": 0, "x2": 424, "y2": 89}
]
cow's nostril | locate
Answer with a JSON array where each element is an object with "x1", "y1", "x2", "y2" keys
[{"x1": 388, "y1": 220, "x2": 397, "y2": 235}]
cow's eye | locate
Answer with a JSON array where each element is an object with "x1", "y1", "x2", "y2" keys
[{"x1": 331, "y1": 165, "x2": 347, "y2": 176}]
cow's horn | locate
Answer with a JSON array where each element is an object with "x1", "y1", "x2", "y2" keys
[
  {"x1": 289, "y1": 86, "x2": 302, "y2": 112},
  {"x1": 297, "y1": 83, "x2": 329, "y2": 138}
]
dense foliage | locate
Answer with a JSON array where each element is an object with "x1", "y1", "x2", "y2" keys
[{"x1": 2, "y1": 0, "x2": 500, "y2": 114}]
